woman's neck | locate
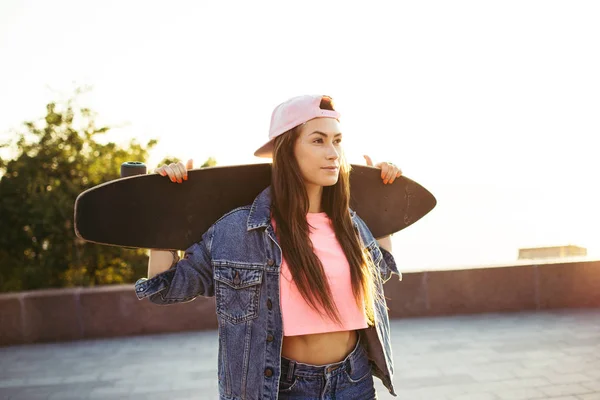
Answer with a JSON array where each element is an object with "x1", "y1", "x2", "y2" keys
[{"x1": 305, "y1": 183, "x2": 324, "y2": 213}]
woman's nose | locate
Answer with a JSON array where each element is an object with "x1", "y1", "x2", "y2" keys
[{"x1": 326, "y1": 145, "x2": 339, "y2": 160}]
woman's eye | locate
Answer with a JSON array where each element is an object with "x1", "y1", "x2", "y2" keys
[{"x1": 312, "y1": 138, "x2": 342, "y2": 144}]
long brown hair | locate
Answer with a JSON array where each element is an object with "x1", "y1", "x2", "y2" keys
[{"x1": 271, "y1": 96, "x2": 378, "y2": 326}]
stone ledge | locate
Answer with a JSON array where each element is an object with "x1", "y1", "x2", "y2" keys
[{"x1": 1, "y1": 260, "x2": 598, "y2": 346}]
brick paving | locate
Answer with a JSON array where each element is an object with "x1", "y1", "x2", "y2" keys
[{"x1": 0, "y1": 308, "x2": 599, "y2": 399}]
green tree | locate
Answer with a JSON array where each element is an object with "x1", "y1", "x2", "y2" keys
[
  {"x1": 155, "y1": 156, "x2": 217, "y2": 169},
  {"x1": 0, "y1": 92, "x2": 157, "y2": 292},
  {"x1": 201, "y1": 157, "x2": 217, "y2": 168}
]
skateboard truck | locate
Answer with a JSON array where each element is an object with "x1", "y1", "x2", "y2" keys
[{"x1": 121, "y1": 161, "x2": 147, "y2": 178}]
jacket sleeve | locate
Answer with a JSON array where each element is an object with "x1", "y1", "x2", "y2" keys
[
  {"x1": 378, "y1": 245, "x2": 402, "y2": 283},
  {"x1": 352, "y1": 211, "x2": 402, "y2": 283},
  {"x1": 134, "y1": 224, "x2": 215, "y2": 304}
]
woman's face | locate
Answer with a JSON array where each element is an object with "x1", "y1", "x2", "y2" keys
[{"x1": 294, "y1": 117, "x2": 343, "y2": 189}]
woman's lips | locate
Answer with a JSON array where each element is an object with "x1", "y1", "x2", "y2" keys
[{"x1": 322, "y1": 166, "x2": 339, "y2": 172}]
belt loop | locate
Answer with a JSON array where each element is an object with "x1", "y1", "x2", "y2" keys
[
  {"x1": 348, "y1": 334, "x2": 361, "y2": 375},
  {"x1": 286, "y1": 360, "x2": 295, "y2": 382},
  {"x1": 347, "y1": 356, "x2": 353, "y2": 375}
]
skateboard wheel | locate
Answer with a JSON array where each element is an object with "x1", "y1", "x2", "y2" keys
[{"x1": 121, "y1": 161, "x2": 147, "y2": 177}]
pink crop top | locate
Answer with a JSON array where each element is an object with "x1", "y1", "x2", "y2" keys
[{"x1": 272, "y1": 212, "x2": 368, "y2": 336}]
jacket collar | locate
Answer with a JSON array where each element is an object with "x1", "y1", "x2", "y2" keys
[
  {"x1": 247, "y1": 186, "x2": 358, "y2": 231},
  {"x1": 247, "y1": 186, "x2": 273, "y2": 231}
]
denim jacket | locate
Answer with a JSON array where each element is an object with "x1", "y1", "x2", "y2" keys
[{"x1": 135, "y1": 186, "x2": 401, "y2": 399}]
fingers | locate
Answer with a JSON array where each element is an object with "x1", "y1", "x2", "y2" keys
[
  {"x1": 186, "y1": 159, "x2": 194, "y2": 170},
  {"x1": 154, "y1": 166, "x2": 167, "y2": 177},
  {"x1": 378, "y1": 162, "x2": 388, "y2": 180},
  {"x1": 385, "y1": 165, "x2": 396, "y2": 184},
  {"x1": 363, "y1": 155, "x2": 373, "y2": 167},
  {"x1": 154, "y1": 161, "x2": 188, "y2": 183},
  {"x1": 379, "y1": 162, "x2": 403, "y2": 184},
  {"x1": 384, "y1": 164, "x2": 395, "y2": 184},
  {"x1": 171, "y1": 162, "x2": 186, "y2": 183},
  {"x1": 386, "y1": 164, "x2": 403, "y2": 184}
]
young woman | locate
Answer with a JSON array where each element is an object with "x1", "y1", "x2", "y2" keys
[{"x1": 135, "y1": 95, "x2": 403, "y2": 399}]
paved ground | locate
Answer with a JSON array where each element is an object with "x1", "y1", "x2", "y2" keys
[{"x1": 1, "y1": 309, "x2": 599, "y2": 399}]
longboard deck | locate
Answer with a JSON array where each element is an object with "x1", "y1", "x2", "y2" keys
[{"x1": 74, "y1": 163, "x2": 436, "y2": 250}]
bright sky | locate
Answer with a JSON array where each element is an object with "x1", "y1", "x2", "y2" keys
[{"x1": 1, "y1": 0, "x2": 598, "y2": 272}]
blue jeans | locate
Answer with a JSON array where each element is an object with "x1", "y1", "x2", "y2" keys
[{"x1": 278, "y1": 335, "x2": 378, "y2": 399}]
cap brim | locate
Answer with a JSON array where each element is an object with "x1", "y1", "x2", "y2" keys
[{"x1": 253, "y1": 140, "x2": 274, "y2": 158}]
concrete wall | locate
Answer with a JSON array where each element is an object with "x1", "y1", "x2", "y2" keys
[{"x1": 1, "y1": 260, "x2": 599, "y2": 347}]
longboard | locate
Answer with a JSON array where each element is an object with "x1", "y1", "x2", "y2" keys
[{"x1": 74, "y1": 163, "x2": 436, "y2": 250}]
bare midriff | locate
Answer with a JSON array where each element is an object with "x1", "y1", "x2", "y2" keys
[{"x1": 281, "y1": 329, "x2": 358, "y2": 365}]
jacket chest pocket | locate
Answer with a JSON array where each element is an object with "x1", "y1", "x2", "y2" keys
[{"x1": 214, "y1": 263, "x2": 263, "y2": 324}]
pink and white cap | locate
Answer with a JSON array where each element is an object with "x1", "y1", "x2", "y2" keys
[{"x1": 254, "y1": 94, "x2": 341, "y2": 158}]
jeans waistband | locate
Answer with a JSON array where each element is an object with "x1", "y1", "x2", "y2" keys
[{"x1": 280, "y1": 334, "x2": 366, "y2": 381}]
